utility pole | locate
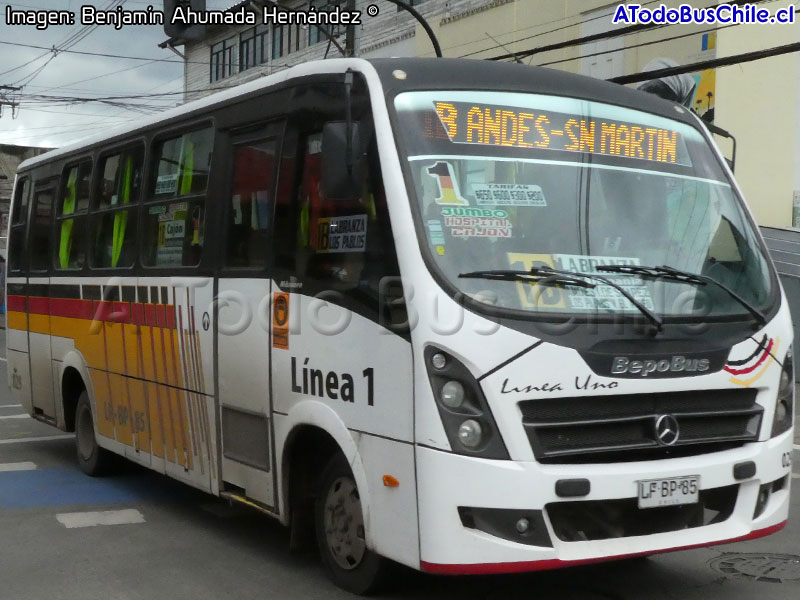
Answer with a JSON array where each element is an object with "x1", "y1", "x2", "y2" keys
[
  {"x1": 0, "y1": 85, "x2": 21, "y2": 120},
  {"x1": 345, "y1": 0, "x2": 357, "y2": 57}
]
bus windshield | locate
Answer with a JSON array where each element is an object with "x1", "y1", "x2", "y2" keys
[{"x1": 393, "y1": 91, "x2": 773, "y2": 320}]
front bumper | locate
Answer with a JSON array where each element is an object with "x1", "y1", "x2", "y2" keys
[{"x1": 417, "y1": 431, "x2": 793, "y2": 574}]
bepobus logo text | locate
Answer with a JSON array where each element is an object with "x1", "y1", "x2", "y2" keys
[{"x1": 611, "y1": 356, "x2": 711, "y2": 377}]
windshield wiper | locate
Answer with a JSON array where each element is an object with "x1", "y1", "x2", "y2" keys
[
  {"x1": 459, "y1": 269, "x2": 596, "y2": 289},
  {"x1": 459, "y1": 266, "x2": 664, "y2": 333},
  {"x1": 595, "y1": 264, "x2": 767, "y2": 328}
]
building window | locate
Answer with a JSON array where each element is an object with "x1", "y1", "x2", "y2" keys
[
  {"x1": 255, "y1": 24, "x2": 269, "y2": 65},
  {"x1": 310, "y1": 0, "x2": 344, "y2": 41},
  {"x1": 240, "y1": 27, "x2": 257, "y2": 72},
  {"x1": 210, "y1": 35, "x2": 237, "y2": 82},
  {"x1": 272, "y1": 24, "x2": 284, "y2": 59},
  {"x1": 287, "y1": 22, "x2": 302, "y2": 54}
]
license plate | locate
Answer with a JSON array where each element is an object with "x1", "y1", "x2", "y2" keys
[{"x1": 638, "y1": 476, "x2": 700, "y2": 509}]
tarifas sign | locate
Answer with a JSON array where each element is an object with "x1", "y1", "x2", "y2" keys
[{"x1": 433, "y1": 101, "x2": 688, "y2": 165}]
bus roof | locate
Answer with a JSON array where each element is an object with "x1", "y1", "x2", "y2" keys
[{"x1": 17, "y1": 57, "x2": 691, "y2": 173}]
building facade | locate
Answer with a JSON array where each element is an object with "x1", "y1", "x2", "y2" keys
[
  {"x1": 168, "y1": 0, "x2": 718, "y2": 109},
  {"x1": 164, "y1": 0, "x2": 797, "y2": 227}
]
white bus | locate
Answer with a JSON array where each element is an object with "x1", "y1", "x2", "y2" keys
[{"x1": 6, "y1": 58, "x2": 794, "y2": 594}]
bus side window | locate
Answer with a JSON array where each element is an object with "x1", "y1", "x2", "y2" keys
[
  {"x1": 226, "y1": 138, "x2": 278, "y2": 268},
  {"x1": 8, "y1": 177, "x2": 30, "y2": 272},
  {"x1": 56, "y1": 161, "x2": 91, "y2": 270},
  {"x1": 30, "y1": 187, "x2": 54, "y2": 272},
  {"x1": 278, "y1": 125, "x2": 401, "y2": 308},
  {"x1": 91, "y1": 147, "x2": 143, "y2": 269},
  {"x1": 143, "y1": 127, "x2": 213, "y2": 268}
]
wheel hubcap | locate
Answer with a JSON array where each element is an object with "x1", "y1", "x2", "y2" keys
[
  {"x1": 76, "y1": 406, "x2": 95, "y2": 462},
  {"x1": 323, "y1": 476, "x2": 366, "y2": 570}
]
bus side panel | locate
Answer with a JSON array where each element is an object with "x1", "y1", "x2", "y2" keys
[
  {"x1": 6, "y1": 279, "x2": 32, "y2": 414},
  {"x1": 272, "y1": 293, "x2": 418, "y2": 566},
  {"x1": 6, "y1": 280, "x2": 29, "y2": 353},
  {"x1": 28, "y1": 277, "x2": 56, "y2": 420},
  {"x1": 6, "y1": 350, "x2": 32, "y2": 415}
]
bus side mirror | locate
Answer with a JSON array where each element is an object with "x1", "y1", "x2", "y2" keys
[{"x1": 322, "y1": 121, "x2": 363, "y2": 200}]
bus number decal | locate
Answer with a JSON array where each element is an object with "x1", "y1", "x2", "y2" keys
[
  {"x1": 104, "y1": 401, "x2": 147, "y2": 434},
  {"x1": 291, "y1": 357, "x2": 375, "y2": 406}
]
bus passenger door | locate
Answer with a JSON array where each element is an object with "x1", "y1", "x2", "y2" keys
[
  {"x1": 28, "y1": 184, "x2": 56, "y2": 421},
  {"x1": 216, "y1": 124, "x2": 283, "y2": 509}
]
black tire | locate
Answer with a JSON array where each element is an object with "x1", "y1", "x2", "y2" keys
[
  {"x1": 74, "y1": 391, "x2": 112, "y2": 476},
  {"x1": 314, "y1": 454, "x2": 387, "y2": 595}
]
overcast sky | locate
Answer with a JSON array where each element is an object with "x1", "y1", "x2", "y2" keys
[{"x1": 0, "y1": 0, "x2": 234, "y2": 149}]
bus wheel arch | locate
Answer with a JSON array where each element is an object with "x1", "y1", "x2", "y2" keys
[
  {"x1": 279, "y1": 404, "x2": 374, "y2": 552},
  {"x1": 283, "y1": 424, "x2": 341, "y2": 551},
  {"x1": 61, "y1": 366, "x2": 85, "y2": 432},
  {"x1": 60, "y1": 354, "x2": 92, "y2": 432}
]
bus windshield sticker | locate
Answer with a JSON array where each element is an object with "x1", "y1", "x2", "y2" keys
[
  {"x1": 433, "y1": 101, "x2": 691, "y2": 166},
  {"x1": 507, "y1": 252, "x2": 653, "y2": 312},
  {"x1": 155, "y1": 173, "x2": 178, "y2": 195},
  {"x1": 426, "y1": 161, "x2": 470, "y2": 206},
  {"x1": 427, "y1": 219, "x2": 446, "y2": 245},
  {"x1": 472, "y1": 183, "x2": 547, "y2": 207},
  {"x1": 442, "y1": 207, "x2": 513, "y2": 238},
  {"x1": 316, "y1": 214, "x2": 367, "y2": 253}
]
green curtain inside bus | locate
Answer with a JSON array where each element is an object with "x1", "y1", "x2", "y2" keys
[
  {"x1": 59, "y1": 168, "x2": 78, "y2": 268},
  {"x1": 111, "y1": 156, "x2": 133, "y2": 268},
  {"x1": 179, "y1": 139, "x2": 195, "y2": 196}
]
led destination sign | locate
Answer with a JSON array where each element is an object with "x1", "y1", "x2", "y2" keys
[{"x1": 433, "y1": 101, "x2": 689, "y2": 165}]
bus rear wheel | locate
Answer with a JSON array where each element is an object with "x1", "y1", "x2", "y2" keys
[
  {"x1": 75, "y1": 391, "x2": 112, "y2": 476},
  {"x1": 314, "y1": 454, "x2": 387, "y2": 595}
]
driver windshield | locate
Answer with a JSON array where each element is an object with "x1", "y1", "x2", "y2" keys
[{"x1": 393, "y1": 91, "x2": 773, "y2": 320}]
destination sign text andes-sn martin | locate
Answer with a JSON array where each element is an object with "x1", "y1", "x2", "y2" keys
[{"x1": 432, "y1": 101, "x2": 688, "y2": 165}]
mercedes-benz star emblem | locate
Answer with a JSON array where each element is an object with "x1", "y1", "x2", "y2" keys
[{"x1": 654, "y1": 414, "x2": 680, "y2": 446}]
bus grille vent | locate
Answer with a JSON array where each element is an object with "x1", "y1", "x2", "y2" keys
[{"x1": 519, "y1": 389, "x2": 762, "y2": 464}]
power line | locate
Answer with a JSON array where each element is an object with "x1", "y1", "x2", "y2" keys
[
  {"x1": 0, "y1": 40, "x2": 189, "y2": 65},
  {"x1": 537, "y1": 1, "x2": 796, "y2": 71},
  {"x1": 485, "y1": 0, "x2": 774, "y2": 62},
  {"x1": 455, "y1": 0, "x2": 665, "y2": 59},
  {"x1": 609, "y1": 40, "x2": 800, "y2": 85}
]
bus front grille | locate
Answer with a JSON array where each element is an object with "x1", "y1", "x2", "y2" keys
[{"x1": 519, "y1": 389, "x2": 762, "y2": 463}]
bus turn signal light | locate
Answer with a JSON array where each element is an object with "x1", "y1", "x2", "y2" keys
[{"x1": 383, "y1": 475, "x2": 399, "y2": 488}]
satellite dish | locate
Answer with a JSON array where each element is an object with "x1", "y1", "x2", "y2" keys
[{"x1": 636, "y1": 58, "x2": 697, "y2": 108}]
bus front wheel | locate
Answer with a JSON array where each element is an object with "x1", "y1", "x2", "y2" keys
[
  {"x1": 315, "y1": 454, "x2": 387, "y2": 595},
  {"x1": 75, "y1": 391, "x2": 112, "y2": 476}
]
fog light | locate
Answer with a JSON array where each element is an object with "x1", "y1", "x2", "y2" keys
[
  {"x1": 775, "y1": 399, "x2": 788, "y2": 423},
  {"x1": 780, "y1": 368, "x2": 791, "y2": 394},
  {"x1": 516, "y1": 518, "x2": 530, "y2": 534},
  {"x1": 753, "y1": 485, "x2": 771, "y2": 519},
  {"x1": 431, "y1": 353, "x2": 447, "y2": 370},
  {"x1": 441, "y1": 381, "x2": 465, "y2": 409},
  {"x1": 458, "y1": 419, "x2": 483, "y2": 448}
]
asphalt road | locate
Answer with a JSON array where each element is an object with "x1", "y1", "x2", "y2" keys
[{"x1": 0, "y1": 328, "x2": 798, "y2": 600}]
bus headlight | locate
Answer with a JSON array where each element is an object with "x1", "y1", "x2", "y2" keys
[
  {"x1": 771, "y1": 351, "x2": 794, "y2": 438},
  {"x1": 424, "y1": 346, "x2": 509, "y2": 460},
  {"x1": 458, "y1": 420, "x2": 483, "y2": 448},
  {"x1": 441, "y1": 381, "x2": 466, "y2": 409}
]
